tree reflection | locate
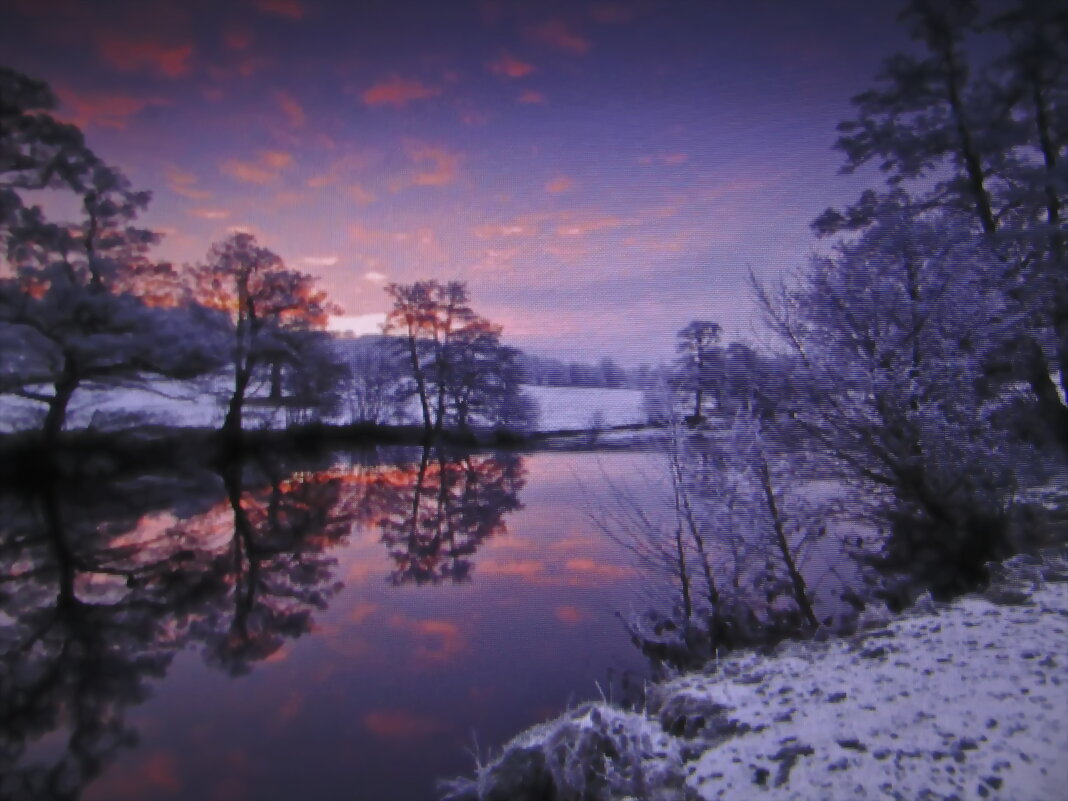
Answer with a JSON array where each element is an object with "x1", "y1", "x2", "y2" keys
[
  {"x1": 367, "y1": 447, "x2": 526, "y2": 585},
  {"x1": 0, "y1": 463, "x2": 221, "y2": 801},
  {"x1": 0, "y1": 447, "x2": 525, "y2": 798}
]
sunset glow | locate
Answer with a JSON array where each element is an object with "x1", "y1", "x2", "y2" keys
[{"x1": 0, "y1": 0, "x2": 906, "y2": 362}]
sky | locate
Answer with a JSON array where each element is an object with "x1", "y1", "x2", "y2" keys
[{"x1": 0, "y1": 0, "x2": 914, "y2": 365}]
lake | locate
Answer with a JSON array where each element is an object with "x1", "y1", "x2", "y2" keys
[{"x1": 1, "y1": 447, "x2": 675, "y2": 801}]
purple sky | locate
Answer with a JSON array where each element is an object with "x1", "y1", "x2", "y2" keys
[{"x1": 2, "y1": 0, "x2": 911, "y2": 364}]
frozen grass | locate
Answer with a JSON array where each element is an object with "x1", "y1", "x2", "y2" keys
[{"x1": 441, "y1": 550, "x2": 1068, "y2": 801}]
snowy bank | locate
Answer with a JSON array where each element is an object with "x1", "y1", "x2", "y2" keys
[{"x1": 441, "y1": 551, "x2": 1068, "y2": 801}]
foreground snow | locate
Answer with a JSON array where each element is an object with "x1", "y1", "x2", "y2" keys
[{"x1": 442, "y1": 551, "x2": 1068, "y2": 801}]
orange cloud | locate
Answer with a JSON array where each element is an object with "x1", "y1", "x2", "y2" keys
[
  {"x1": 55, "y1": 88, "x2": 166, "y2": 130},
  {"x1": 362, "y1": 77, "x2": 439, "y2": 107},
  {"x1": 363, "y1": 710, "x2": 446, "y2": 740},
  {"x1": 518, "y1": 90, "x2": 546, "y2": 104},
  {"x1": 188, "y1": 208, "x2": 230, "y2": 220},
  {"x1": 97, "y1": 34, "x2": 193, "y2": 77},
  {"x1": 487, "y1": 559, "x2": 545, "y2": 577},
  {"x1": 276, "y1": 90, "x2": 305, "y2": 128},
  {"x1": 554, "y1": 605, "x2": 588, "y2": 624},
  {"x1": 527, "y1": 20, "x2": 590, "y2": 54},
  {"x1": 253, "y1": 0, "x2": 306, "y2": 19},
  {"x1": 489, "y1": 53, "x2": 535, "y2": 78},
  {"x1": 545, "y1": 175, "x2": 576, "y2": 194}
]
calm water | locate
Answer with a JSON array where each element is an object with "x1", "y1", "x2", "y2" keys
[{"x1": 1, "y1": 448, "x2": 670, "y2": 801}]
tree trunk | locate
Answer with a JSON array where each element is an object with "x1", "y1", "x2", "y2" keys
[
  {"x1": 43, "y1": 360, "x2": 78, "y2": 443},
  {"x1": 406, "y1": 334, "x2": 432, "y2": 436},
  {"x1": 224, "y1": 364, "x2": 251, "y2": 438},
  {"x1": 757, "y1": 455, "x2": 819, "y2": 629}
]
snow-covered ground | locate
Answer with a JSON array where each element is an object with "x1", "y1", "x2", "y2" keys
[
  {"x1": 0, "y1": 382, "x2": 649, "y2": 435},
  {"x1": 441, "y1": 550, "x2": 1068, "y2": 801}
]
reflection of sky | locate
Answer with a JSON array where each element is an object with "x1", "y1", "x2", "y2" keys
[
  {"x1": 82, "y1": 451, "x2": 659, "y2": 801},
  {"x1": 1, "y1": 0, "x2": 910, "y2": 362}
]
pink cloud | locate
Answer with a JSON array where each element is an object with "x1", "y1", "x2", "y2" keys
[
  {"x1": 489, "y1": 53, "x2": 535, "y2": 78},
  {"x1": 96, "y1": 34, "x2": 193, "y2": 77},
  {"x1": 527, "y1": 20, "x2": 590, "y2": 54},
  {"x1": 363, "y1": 710, "x2": 446, "y2": 740},
  {"x1": 253, "y1": 0, "x2": 306, "y2": 19},
  {"x1": 55, "y1": 88, "x2": 167, "y2": 130},
  {"x1": 590, "y1": 2, "x2": 636, "y2": 24},
  {"x1": 220, "y1": 150, "x2": 293, "y2": 184},
  {"x1": 545, "y1": 175, "x2": 576, "y2": 194},
  {"x1": 401, "y1": 143, "x2": 461, "y2": 188},
  {"x1": 556, "y1": 214, "x2": 621, "y2": 236},
  {"x1": 188, "y1": 208, "x2": 230, "y2": 220},
  {"x1": 346, "y1": 184, "x2": 376, "y2": 205},
  {"x1": 518, "y1": 90, "x2": 546, "y2": 104},
  {"x1": 276, "y1": 90, "x2": 305, "y2": 128},
  {"x1": 362, "y1": 77, "x2": 439, "y2": 107},
  {"x1": 554, "y1": 604, "x2": 588, "y2": 624},
  {"x1": 223, "y1": 29, "x2": 254, "y2": 50}
]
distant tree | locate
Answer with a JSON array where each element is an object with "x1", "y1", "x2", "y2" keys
[
  {"x1": 675, "y1": 320, "x2": 722, "y2": 423},
  {"x1": 188, "y1": 233, "x2": 338, "y2": 437},
  {"x1": 339, "y1": 336, "x2": 413, "y2": 424},
  {"x1": 0, "y1": 73, "x2": 223, "y2": 439}
]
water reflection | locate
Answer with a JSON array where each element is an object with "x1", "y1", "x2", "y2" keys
[{"x1": 0, "y1": 446, "x2": 526, "y2": 800}]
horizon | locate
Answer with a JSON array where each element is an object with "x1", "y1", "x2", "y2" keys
[{"x1": 2, "y1": 0, "x2": 916, "y2": 365}]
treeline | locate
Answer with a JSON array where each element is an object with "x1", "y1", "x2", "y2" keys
[{"x1": 623, "y1": 0, "x2": 1067, "y2": 669}]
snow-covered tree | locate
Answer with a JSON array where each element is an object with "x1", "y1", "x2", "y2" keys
[
  {"x1": 757, "y1": 204, "x2": 1029, "y2": 597},
  {"x1": 187, "y1": 233, "x2": 338, "y2": 437}
]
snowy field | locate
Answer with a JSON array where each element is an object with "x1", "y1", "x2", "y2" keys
[
  {"x1": 0, "y1": 381, "x2": 649, "y2": 435},
  {"x1": 443, "y1": 550, "x2": 1068, "y2": 801}
]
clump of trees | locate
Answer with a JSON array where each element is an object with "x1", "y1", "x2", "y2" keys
[
  {"x1": 0, "y1": 66, "x2": 343, "y2": 442},
  {"x1": 631, "y1": 0, "x2": 1066, "y2": 667},
  {"x1": 383, "y1": 279, "x2": 537, "y2": 436}
]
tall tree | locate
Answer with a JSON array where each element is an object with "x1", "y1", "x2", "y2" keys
[{"x1": 188, "y1": 233, "x2": 337, "y2": 437}]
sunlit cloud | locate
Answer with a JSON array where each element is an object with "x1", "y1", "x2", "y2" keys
[
  {"x1": 361, "y1": 76, "x2": 439, "y2": 107},
  {"x1": 590, "y1": 2, "x2": 637, "y2": 24},
  {"x1": 301, "y1": 255, "x2": 339, "y2": 267},
  {"x1": 55, "y1": 88, "x2": 167, "y2": 130},
  {"x1": 253, "y1": 0, "x2": 307, "y2": 20},
  {"x1": 276, "y1": 90, "x2": 305, "y2": 128},
  {"x1": 96, "y1": 34, "x2": 193, "y2": 77},
  {"x1": 329, "y1": 313, "x2": 385, "y2": 335},
  {"x1": 346, "y1": 184, "x2": 376, "y2": 205},
  {"x1": 489, "y1": 53, "x2": 535, "y2": 78},
  {"x1": 223, "y1": 28, "x2": 254, "y2": 50},
  {"x1": 556, "y1": 214, "x2": 622, "y2": 237},
  {"x1": 564, "y1": 557, "x2": 634, "y2": 579},
  {"x1": 545, "y1": 175, "x2": 576, "y2": 194},
  {"x1": 518, "y1": 90, "x2": 546, "y2": 104},
  {"x1": 526, "y1": 19, "x2": 590, "y2": 55},
  {"x1": 554, "y1": 604, "x2": 588, "y2": 624},
  {"x1": 393, "y1": 142, "x2": 461, "y2": 189},
  {"x1": 220, "y1": 150, "x2": 293, "y2": 184},
  {"x1": 164, "y1": 166, "x2": 212, "y2": 199},
  {"x1": 188, "y1": 208, "x2": 230, "y2": 220},
  {"x1": 363, "y1": 710, "x2": 447, "y2": 740},
  {"x1": 364, "y1": 271, "x2": 386, "y2": 282}
]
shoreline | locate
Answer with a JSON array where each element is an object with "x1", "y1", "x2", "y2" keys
[{"x1": 441, "y1": 549, "x2": 1068, "y2": 801}]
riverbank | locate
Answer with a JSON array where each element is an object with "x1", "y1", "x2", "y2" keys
[{"x1": 441, "y1": 549, "x2": 1068, "y2": 801}]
